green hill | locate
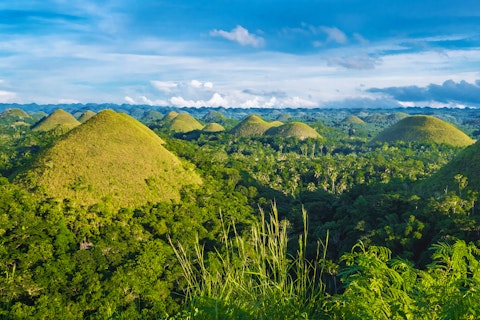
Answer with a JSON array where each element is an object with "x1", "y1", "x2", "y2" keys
[
  {"x1": 265, "y1": 122, "x2": 321, "y2": 140},
  {"x1": 142, "y1": 110, "x2": 164, "y2": 122},
  {"x1": 203, "y1": 110, "x2": 226, "y2": 123},
  {"x1": 230, "y1": 114, "x2": 282, "y2": 137},
  {"x1": 78, "y1": 110, "x2": 96, "y2": 123},
  {"x1": 32, "y1": 109, "x2": 81, "y2": 132},
  {"x1": 0, "y1": 108, "x2": 34, "y2": 126},
  {"x1": 16, "y1": 110, "x2": 201, "y2": 209},
  {"x1": 423, "y1": 140, "x2": 480, "y2": 194},
  {"x1": 163, "y1": 111, "x2": 179, "y2": 122},
  {"x1": 342, "y1": 115, "x2": 366, "y2": 125},
  {"x1": 167, "y1": 113, "x2": 204, "y2": 132},
  {"x1": 371, "y1": 115, "x2": 475, "y2": 146},
  {"x1": 203, "y1": 122, "x2": 225, "y2": 132}
]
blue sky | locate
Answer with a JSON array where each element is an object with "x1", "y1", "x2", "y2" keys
[{"x1": 1, "y1": 0, "x2": 480, "y2": 108}]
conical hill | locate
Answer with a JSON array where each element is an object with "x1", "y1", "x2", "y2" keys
[
  {"x1": 265, "y1": 122, "x2": 321, "y2": 140},
  {"x1": 423, "y1": 140, "x2": 480, "y2": 193},
  {"x1": 371, "y1": 115, "x2": 474, "y2": 146},
  {"x1": 342, "y1": 115, "x2": 365, "y2": 125},
  {"x1": 229, "y1": 114, "x2": 282, "y2": 137},
  {"x1": 203, "y1": 122, "x2": 225, "y2": 132},
  {"x1": 165, "y1": 113, "x2": 204, "y2": 133},
  {"x1": 0, "y1": 108, "x2": 34, "y2": 126},
  {"x1": 78, "y1": 110, "x2": 96, "y2": 123},
  {"x1": 16, "y1": 110, "x2": 201, "y2": 209},
  {"x1": 32, "y1": 109, "x2": 81, "y2": 132}
]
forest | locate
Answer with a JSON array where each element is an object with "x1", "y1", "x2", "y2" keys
[{"x1": 0, "y1": 104, "x2": 480, "y2": 319}]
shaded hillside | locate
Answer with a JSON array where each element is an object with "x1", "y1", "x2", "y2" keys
[
  {"x1": 423, "y1": 140, "x2": 480, "y2": 193},
  {"x1": 371, "y1": 115, "x2": 475, "y2": 146},
  {"x1": 203, "y1": 122, "x2": 225, "y2": 132},
  {"x1": 142, "y1": 110, "x2": 164, "y2": 122},
  {"x1": 230, "y1": 114, "x2": 282, "y2": 137},
  {"x1": 203, "y1": 110, "x2": 226, "y2": 123},
  {"x1": 265, "y1": 122, "x2": 321, "y2": 140},
  {"x1": 0, "y1": 108, "x2": 33, "y2": 125},
  {"x1": 78, "y1": 110, "x2": 96, "y2": 123},
  {"x1": 163, "y1": 111, "x2": 179, "y2": 122},
  {"x1": 32, "y1": 109, "x2": 81, "y2": 132},
  {"x1": 16, "y1": 110, "x2": 201, "y2": 209}
]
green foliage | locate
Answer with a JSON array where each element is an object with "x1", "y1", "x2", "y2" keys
[{"x1": 171, "y1": 205, "x2": 329, "y2": 319}]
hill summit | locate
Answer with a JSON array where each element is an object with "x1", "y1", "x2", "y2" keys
[
  {"x1": 16, "y1": 110, "x2": 201, "y2": 209},
  {"x1": 265, "y1": 122, "x2": 321, "y2": 140},
  {"x1": 32, "y1": 109, "x2": 80, "y2": 132},
  {"x1": 371, "y1": 115, "x2": 474, "y2": 146},
  {"x1": 163, "y1": 112, "x2": 204, "y2": 132},
  {"x1": 230, "y1": 114, "x2": 282, "y2": 137}
]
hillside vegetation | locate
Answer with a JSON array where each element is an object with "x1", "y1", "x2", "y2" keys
[
  {"x1": 2, "y1": 104, "x2": 480, "y2": 319},
  {"x1": 163, "y1": 112, "x2": 204, "y2": 132},
  {"x1": 265, "y1": 121, "x2": 321, "y2": 140},
  {"x1": 32, "y1": 109, "x2": 81, "y2": 132},
  {"x1": 230, "y1": 114, "x2": 282, "y2": 137},
  {"x1": 372, "y1": 115, "x2": 475, "y2": 146},
  {"x1": 16, "y1": 110, "x2": 202, "y2": 209}
]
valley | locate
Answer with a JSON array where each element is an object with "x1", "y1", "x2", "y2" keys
[{"x1": 1, "y1": 104, "x2": 480, "y2": 319}]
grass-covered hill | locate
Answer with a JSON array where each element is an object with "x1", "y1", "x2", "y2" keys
[
  {"x1": 164, "y1": 113, "x2": 204, "y2": 133},
  {"x1": 31, "y1": 109, "x2": 81, "y2": 132},
  {"x1": 203, "y1": 110, "x2": 226, "y2": 123},
  {"x1": 371, "y1": 115, "x2": 475, "y2": 146},
  {"x1": 0, "y1": 108, "x2": 33, "y2": 124},
  {"x1": 202, "y1": 122, "x2": 225, "y2": 132},
  {"x1": 424, "y1": 140, "x2": 480, "y2": 194},
  {"x1": 342, "y1": 115, "x2": 366, "y2": 125},
  {"x1": 142, "y1": 110, "x2": 164, "y2": 122},
  {"x1": 15, "y1": 110, "x2": 202, "y2": 209},
  {"x1": 265, "y1": 121, "x2": 321, "y2": 140},
  {"x1": 77, "y1": 110, "x2": 96, "y2": 123},
  {"x1": 230, "y1": 114, "x2": 282, "y2": 137}
]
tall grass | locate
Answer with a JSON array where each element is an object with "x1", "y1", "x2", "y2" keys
[{"x1": 170, "y1": 205, "x2": 329, "y2": 319}]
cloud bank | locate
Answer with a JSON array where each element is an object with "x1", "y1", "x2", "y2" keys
[{"x1": 368, "y1": 80, "x2": 480, "y2": 107}]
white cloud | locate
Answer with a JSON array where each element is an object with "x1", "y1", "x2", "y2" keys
[
  {"x1": 319, "y1": 26, "x2": 347, "y2": 44},
  {"x1": 124, "y1": 96, "x2": 136, "y2": 104},
  {"x1": 204, "y1": 81, "x2": 213, "y2": 89},
  {"x1": 0, "y1": 90, "x2": 16, "y2": 102},
  {"x1": 58, "y1": 98, "x2": 80, "y2": 104},
  {"x1": 150, "y1": 80, "x2": 178, "y2": 93},
  {"x1": 190, "y1": 80, "x2": 202, "y2": 88},
  {"x1": 210, "y1": 25, "x2": 265, "y2": 48},
  {"x1": 169, "y1": 92, "x2": 228, "y2": 108}
]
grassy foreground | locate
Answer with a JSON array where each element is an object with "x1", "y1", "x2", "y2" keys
[
  {"x1": 169, "y1": 206, "x2": 480, "y2": 320},
  {"x1": 170, "y1": 205, "x2": 328, "y2": 319}
]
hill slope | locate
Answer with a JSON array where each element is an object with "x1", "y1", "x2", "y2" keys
[
  {"x1": 265, "y1": 122, "x2": 321, "y2": 140},
  {"x1": 203, "y1": 122, "x2": 225, "y2": 132},
  {"x1": 230, "y1": 115, "x2": 282, "y2": 137},
  {"x1": 16, "y1": 110, "x2": 201, "y2": 209},
  {"x1": 32, "y1": 109, "x2": 81, "y2": 132},
  {"x1": 371, "y1": 115, "x2": 474, "y2": 146},
  {"x1": 78, "y1": 110, "x2": 96, "y2": 123},
  {"x1": 166, "y1": 113, "x2": 204, "y2": 132},
  {"x1": 423, "y1": 140, "x2": 480, "y2": 193}
]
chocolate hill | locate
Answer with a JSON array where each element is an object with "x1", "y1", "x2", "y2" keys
[{"x1": 16, "y1": 110, "x2": 201, "y2": 209}]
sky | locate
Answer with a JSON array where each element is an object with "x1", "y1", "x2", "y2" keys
[{"x1": 1, "y1": 0, "x2": 480, "y2": 108}]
